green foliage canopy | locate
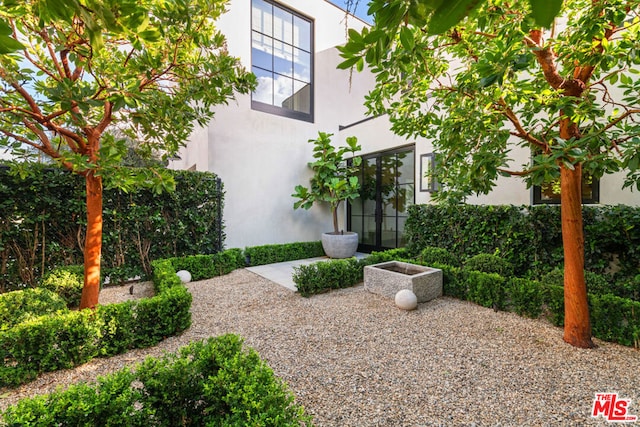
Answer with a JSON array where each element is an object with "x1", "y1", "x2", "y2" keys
[
  {"x1": 340, "y1": 0, "x2": 640, "y2": 202},
  {"x1": 0, "y1": 0, "x2": 255, "y2": 189}
]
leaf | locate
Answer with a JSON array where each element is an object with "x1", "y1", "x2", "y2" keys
[
  {"x1": 479, "y1": 73, "x2": 501, "y2": 88},
  {"x1": 0, "y1": 34, "x2": 24, "y2": 54},
  {"x1": 348, "y1": 28, "x2": 364, "y2": 44},
  {"x1": 337, "y1": 56, "x2": 361, "y2": 70},
  {"x1": 0, "y1": 18, "x2": 12, "y2": 36},
  {"x1": 399, "y1": 26, "x2": 414, "y2": 51},
  {"x1": 427, "y1": 0, "x2": 484, "y2": 35},
  {"x1": 528, "y1": 0, "x2": 563, "y2": 28}
]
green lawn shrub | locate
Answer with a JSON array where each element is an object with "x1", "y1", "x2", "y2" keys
[
  {"x1": 245, "y1": 241, "x2": 325, "y2": 266},
  {"x1": 463, "y1": 270, "x2": 507, "y2": 310},
  {"x1": 540, "y1": 268, "x2": 634, "y2": 300},
  {"x1": 166, "y1": 248, "x2": 245, "y2": 281},
  {"x1": 293, "y1": 258, "x2": 362, "y2": 297},
  {"x1": 464, "y1": 253, "x2": 514, "y2": 277},
  {"x1": 0, "y1": 258, "x2": 192, "y2": 388},
  {"x1": 416, "y1": 246, "x2": 459, "y2": 267},
  {"x1": 590, "y1": 293, "x2": 640, "y2": 347},
  {"x1": 1, "y1": 335, "x2": 313, "y2": 427},
  {"x1": 96, "y1": 301, "x2": 136, "y2": 357},
  {"x1": 505, "y1": 278, "x2": 544, "y2": 318},
  {"x1": 0, "y1": 288, "x2": 67, "y2": 332},
  {"x1": 434, "y1": 263, "x2": 465, "y2": 299},
  {"x1": 39, "y1": 265, "x2": 84, "y2": 308},
  {"x1": 405, "y1": 204, "x2": 640, "y2": 278},
  {"x1": 362, "y1": 248, "x2": 411, "y2": 265}
]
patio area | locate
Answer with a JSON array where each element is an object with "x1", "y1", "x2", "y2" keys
[
  {"x1": 246, "y1": 253, "x2": 368, "y2": 290},
  {"x1": 2, "y1": 266, "x2": 639, "y2": 426}
]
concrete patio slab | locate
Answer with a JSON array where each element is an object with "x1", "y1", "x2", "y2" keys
[{"x1": 246, "y1": 253, "x2": 368, "y2": 291}]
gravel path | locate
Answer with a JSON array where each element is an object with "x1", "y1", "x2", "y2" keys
[{"x1": 2, "y1": 269, "x2": 639, "y2": 426}]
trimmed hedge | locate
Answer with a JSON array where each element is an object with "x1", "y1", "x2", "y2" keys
[
  {"x1": 292, "y1": 248, "x2": 640, "y2": 347},
  {"x1": 39, "y1": 265, "x2": 84, "y2": 308},
  {"x1": 464, "y1": 253, "x2": 514, "y2": 278},
  {"x1": 245, "y1": 241, "x2": 325, "y2": 266},
  {"x1": 434, "y1": 263, "x2": 640, "y2": 347},
  {"x1": 1, "y1": 244, "x2": 293, "y2": 388},
  {"x1": 0, "y1": 164, "x2": 225, "y2": 291},
  {"x1": 0, "y1": 288, "x2": 67, "y2": 332},
  {"x1": 0, "y1": 258, "x2": 192, "y2": 388},
  {"x1": 293, "y1": 258, "x2": 363, "y2": 297},
  {"x1": 416, "y1": 246, "x2": 459, "y2": 266},
  {"x1": 405, "y1": 204, "x2": 640, "y2": 278},
  {"x1": 1, "y1": 334, "x2": 313, "y2": 426},
  {"x1": 165, "y1": 248, "x2": 246, "y2": 281}
]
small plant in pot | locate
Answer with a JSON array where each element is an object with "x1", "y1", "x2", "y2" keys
[{"x1": 292, "y1": 131, "x2": 362, "y2": 258}]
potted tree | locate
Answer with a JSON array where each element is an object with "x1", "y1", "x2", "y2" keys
[{"x1": 292, "y1": 132, "x2": 362, "y2": 258}]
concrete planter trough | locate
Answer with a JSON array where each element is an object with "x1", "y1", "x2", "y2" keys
[{"x1": 364, "y1": 261, "x2": 443, "y2": 303}]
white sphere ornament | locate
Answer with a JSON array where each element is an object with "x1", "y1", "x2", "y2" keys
[
  {"x1": 176, "y1": 270, "x2": 192, "y2": 283},
  {"x1": 395, "y1": 289, "x2": 418, "y2": 311}
]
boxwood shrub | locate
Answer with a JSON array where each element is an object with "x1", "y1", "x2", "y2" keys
[
  {"x1": 0, "y1": 288, "x2": 67, "y2": 332},
  {"x1": 0, "y1": 258, "x2": 192, "y2": 388},
  {"x1": 39, "y1": 265, "x2": 84, "y2": 308},
  {"x1": 245, "y1": 241, "x2": 325, "y2": 266},
  {"x1": 416, "y1": 246, "x2": 459, "y2": 267},
  {"x1": 464, "y1": 253, "x2": 514, "y2": 278},
  {"x1": 1, "y1": 334, "x2": 313, "y2": 427},
  {"x1": 293, "y1": 258, "x2": 363, "y2": 297},
  {"x1": 165, "y1": 248, "x2": 245, "y2": 281}
]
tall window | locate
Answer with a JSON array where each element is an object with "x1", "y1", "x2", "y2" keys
[{"x1": 251, "y1": 0, "x2": 313, "y2": 122}]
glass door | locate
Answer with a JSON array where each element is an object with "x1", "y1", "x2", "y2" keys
[{"x1": 348, "y1": 147, "x2": 415, "y2": 252}]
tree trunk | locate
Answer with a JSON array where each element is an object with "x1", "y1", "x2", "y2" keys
[
  {"x1": 560, "y1": 163, "x2": 594, "y2": 348},
  {"x1": 79, "y1": 171, "x2": 103, "y2": 309}
]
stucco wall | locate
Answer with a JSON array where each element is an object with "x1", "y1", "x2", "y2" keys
[
  {"x1": 170, "y1": 0, "x2": 390, "y2": 249},
  {"x1": 169, "y1": 0, "x2": 640, "y2": 250}
]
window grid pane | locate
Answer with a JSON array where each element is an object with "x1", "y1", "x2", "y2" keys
[{"x1": 251, "y1": 0, "x2": 313, "y2": 121}]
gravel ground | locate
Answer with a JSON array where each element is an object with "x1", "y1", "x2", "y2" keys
[{"x1": 2, "y1": 269, "x2": 639, "y2": 426}]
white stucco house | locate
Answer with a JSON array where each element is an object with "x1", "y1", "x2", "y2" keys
[{"x1": 169, "y1": 0, "x2": 640, "y2": 252}]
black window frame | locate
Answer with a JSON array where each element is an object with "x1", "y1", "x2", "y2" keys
[
  {"x1": 532, "y1": 177, "x2": 600, "y2": 204},
  {"x1": 250, "y1": 0, "x2": 314, "y2": 122}
]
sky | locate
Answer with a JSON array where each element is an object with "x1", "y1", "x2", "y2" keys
[{"x1": 327, "y1": 0, "x2": 372, "y2": 23}]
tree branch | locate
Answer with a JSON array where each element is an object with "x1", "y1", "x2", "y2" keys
[
  {"x1": 497, "y1": 167, "x2": 531, "y2": 176},
  {"x1": 497, "y1": 98, "x2": 549, "y2": 151},
  {"x1": 600, "y1": 109, "x2": 640, "y2": 133},
  {"x1": 0, "y1": 68, "x2": 43, "y2": 117},
  {"x1": 38, "y1": 28, "x2": 66, "y2": 80}
]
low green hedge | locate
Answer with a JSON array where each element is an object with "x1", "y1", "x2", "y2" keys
[
  {"x1": 1, "y1": 334, "x2": 313, "y2": 427},
  {"x1": 0, "y1": 288, "x2": 67, "y2": 332},
  {"x1": 293, "y1": 258, "x2": 363, "y2": 297},
  {"x1": 0, "y1": 242, "x2": 355, "y2": 388},
  {"x1": 292, "y1": 249, "x2": 415, "y2": 297},
  {"x1": 245, "y1": 241, "x2": 325, "y2": 266},
  {"x1": 39, "y1": 265, "x2": 84, "y2": 308},
  {"x1": 165, "y1": 248, "x2": 246, "y2": 281},
  {"x1": 292, "y1": 248, "x2": 640, "y2": 347},
  {"x1": 464, "y1": 253, "x2": 514, "y2": 278},
  {"x1": 0, "y1": 259, "x2": 192, "y2": 388},
  {"x1": 434, "y1": 264, "x2": 640, "y2": 347}
]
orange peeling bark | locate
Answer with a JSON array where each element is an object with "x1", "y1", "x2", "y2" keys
[
  {"x1": 79, "y1": 171, "x2": 102, "y2": 309},
  {"x1": 560, "y1": 162, "x2": 595, "y2": 348}
]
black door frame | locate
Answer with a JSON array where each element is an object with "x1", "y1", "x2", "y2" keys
[{"x1": 347, "y1": 145, "x2": 415, "y2": 253}]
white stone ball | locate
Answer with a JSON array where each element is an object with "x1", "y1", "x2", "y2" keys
[
  {"x1": 395, "y1": 289, "x2": 418, "y2": 310},
  {"x1": 176, "y1": 270, "x2": 192, "y2": 283}
]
